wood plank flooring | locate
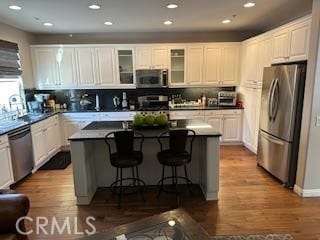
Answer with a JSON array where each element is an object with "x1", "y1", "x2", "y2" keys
[{"x1": 14, "y1": 146, "x2": 320, "y2": 240}]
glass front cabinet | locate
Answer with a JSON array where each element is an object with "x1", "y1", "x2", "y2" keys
[
  {"x1": 116, "y1": 48, "x2": 135, "y2": 86},
  {"x1": 169, "y1": 47, "x2": 187, "y2": 85}
]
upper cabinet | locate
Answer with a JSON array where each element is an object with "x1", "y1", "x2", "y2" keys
[
  {"x1": 116, "y1": 48, "x2": 135, "y2": 86},
  {"x1": 169, "y1": 47, "x2": 187, "y2": 86},
  {"x1": 95, "y1": 47, "x2": 117, "y2": 87},
  {"x1": 272, "y1": 17, "x2": 310, "y2": 64},
  {"x1": 135, "y1": 46, "x2": 167, "y2": 69},
  {"x1": 203, "y1": 46, "x2": 221, "y2": 85},
  {"x1": 75, "y1": 47, "x2": 97, "y2": 87},
  {"x1": 187, "y1": 46, "x2": 204, "y2": 85}
]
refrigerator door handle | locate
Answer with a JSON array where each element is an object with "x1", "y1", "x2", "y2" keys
[
  {"x1": 260, "y1": 131, "x2": 284, "y2": 145},
  {"x1": 271, "y1": 78, "x2": 280, "y2": 121},
  {"x1": 268, "y1": 78, "x2": 276, "y2": 121}
]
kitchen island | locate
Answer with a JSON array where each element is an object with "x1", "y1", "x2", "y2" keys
[{"x1": 69, "y1": 120, "x2": 221, "y2": 205}]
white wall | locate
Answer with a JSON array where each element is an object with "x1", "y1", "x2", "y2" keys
[
  {"x1": 0, "y1": 22, "x2": 35, "y2": 88},
  {"x1": 295, "y1": 0, "x2": 320, "y2": 194}
]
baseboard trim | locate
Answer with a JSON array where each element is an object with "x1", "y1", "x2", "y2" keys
[
  {"x1": 243, "y1": 142, "x2": 257, "y2": 154},
  {"x1": 294, "y1": 184, "x2": 320, "y2": 197}
]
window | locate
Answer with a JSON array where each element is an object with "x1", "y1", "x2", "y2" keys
[{"x1": 0, "y1": 77, "x2": 26, "y2": 120}]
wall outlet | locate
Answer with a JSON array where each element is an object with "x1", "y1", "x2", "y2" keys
[{"x1": 316, "y1": 116, "x2": 320, "y2": 127}]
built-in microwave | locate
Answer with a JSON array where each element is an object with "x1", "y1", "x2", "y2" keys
[{"x1": 136, "y1": 69, "x2": 168, "y2": 88}]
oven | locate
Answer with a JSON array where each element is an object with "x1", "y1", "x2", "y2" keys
[{"x1": 136, "y1": 69, "x2": 168, "y2": 88}]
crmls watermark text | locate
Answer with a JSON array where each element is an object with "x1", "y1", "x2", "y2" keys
[{"x1": 16, "y1": 216, "x2": 96, "y2": 236}]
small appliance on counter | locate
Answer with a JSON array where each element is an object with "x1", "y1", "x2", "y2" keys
[
  {"x1": 207, "y1": 98, "x2": 218, "y2": 107},
  {"x1": 137, "y1": 95, "x2": 169, "y2": 111},
  {"x1": 122, "y1": 92, "x2": 128, "y2": 109},
  {"x1": 113, "y1": 96, "x2": 121, "y2": 109},
  {"x1": 218, "y1": 91, "x2": 237, "y2": 106}
]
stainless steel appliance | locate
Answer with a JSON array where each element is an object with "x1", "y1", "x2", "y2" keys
[
  {"x1": 137, "y1": 95, "x2": 168, "y2": 110},
  {"x1": 136, "y1": 69, "x2": 168, "y2": 88},
  {"x1": 8, "y1": 126, "x2": 34, "y2": 182},
  {"x1": 257, "y1": 63, "x2": 306, "y2": 187},
  {"x1": 218, "y1": 91, "x2": 237, "y2": 106}
]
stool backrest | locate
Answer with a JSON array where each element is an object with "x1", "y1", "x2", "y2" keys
[
  {"x1": 105, "y1": 130, "x2": 144, "y2": 155},
  {"x1": 114, "y1": 131, "x2": 134, "y2": 154},
  {"x1": 169, "y1": 129, "x2": 189, "y2": 153}
]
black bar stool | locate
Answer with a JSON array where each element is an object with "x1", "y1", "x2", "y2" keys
[
  {"x1": 105, "y1": 130, "x2": 145, "y2": 208},
  {"x1": 157, "y1": 129, "x2": 196, "y2": 205}
]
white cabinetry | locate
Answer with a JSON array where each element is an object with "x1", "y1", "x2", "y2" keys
[
  {"x1": 203, "y1": 46, "x2": 221, "y2": 85},
  {"x1": 187, "y1": 46, "x2": 204, "y2": 85},
  {"x1": 75, "y1": 47, "x2": 97, "y2": 87},
  {"x1": 204, "y1": 110, "x2": 242, "y2": 143},
  {"x1": 95, "y1": 47, "x2": 117, "y2": 87},
  {"x1": 169, "y1": 47, "x2": 187, "y2": 86},
  {"x1": 135, "y1": 46, "x2": 167, "y2": 69},
  {"x1": 221, "y1": 46, "x2": 239, "y2": 85},
  {"x1": 272, "y1": 18, "x2": 310, "y2": 63},
  {"x1": 169, "y1": 109, "x2": 243, "y2": 143},
  {"x1": 32, "y1": 47, "x2": 58, "y2": 89},
  {"x1": 31, "y1": 115, "x2": 61, "y2": 168},
  {"x1": 241, "y1": 87, "x2": 262, "y2": 153},
  {"x1": 0, "y1": 135, "x2": 14, "y2": 189},
  {"x1": 31, "y1": 46, "x2": 77, "y2": 89}
]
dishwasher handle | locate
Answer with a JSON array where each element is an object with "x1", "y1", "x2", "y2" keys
[{"x1": 8, "y1": 127, "x2": 31, "y2": 140}]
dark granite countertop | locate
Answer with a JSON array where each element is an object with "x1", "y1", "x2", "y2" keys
[
  {"x1": 0, "y1": 106, "x2": 243, "y2": 136},
  {"x1": 69, "y1": 120, "x2": 221, "y2": 141}
]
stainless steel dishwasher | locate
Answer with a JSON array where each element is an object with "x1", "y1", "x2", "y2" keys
[{"x1": 8, "y1": 126, "x2": 34, "y2": 182}]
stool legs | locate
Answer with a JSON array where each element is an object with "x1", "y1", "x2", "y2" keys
[
  {"x1": 157, "y1": 165, "x2": 165, "y2": 198},
  {"x1": 136, "y1": 166, "x2": 145, "y2": 202},
  {"x1": 184, "y1": 165, "x2": 193, "y2": 195},
  {"x1": 118, "y1": 168, "x2": 123, "y2": 208}
]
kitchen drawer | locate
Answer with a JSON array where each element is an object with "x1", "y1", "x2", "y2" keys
[
  {"x1": 0, "y1": 135, "x2": 8, "y2": 146},
  {"x1": 170, "y1": 110, "x2": 204, "y2": 117},
  {"x1": 31, "y1": 120, "x2": 44, "y2": 132},
  {"x1": 62, "y1": 113, "x2": 100, "y2": 121},
  {"x1": 205, "y1": 109, "x2": 243, "y2": 116},
  {"x1": 99, "y1": 112, "x2": 136, "y2": 121}
]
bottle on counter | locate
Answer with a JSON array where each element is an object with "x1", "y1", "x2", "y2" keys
[
  {"x1": 122, "y1": 92, "x2": 128, "y2": 109},
  {"x1": 201, "y1": 94, "x2": 207, "y2": 106}
]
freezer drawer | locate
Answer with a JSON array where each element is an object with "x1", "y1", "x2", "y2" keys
[{"x1": 257, "y1": 130, "x2": 291, "y2": 183}]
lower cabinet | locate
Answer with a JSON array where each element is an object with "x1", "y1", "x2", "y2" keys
[
  {"x1": 170, "y1": 109, "x2": 243, "y2": 143},
  {"x1": 31, "y1": 115, "x2": 61, "y2": 168},
  {"x1": 0, "y1": 136, "x2": 14, "y2": 189}
]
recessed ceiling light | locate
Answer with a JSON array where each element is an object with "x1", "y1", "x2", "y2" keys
[
  {"x1": 164, "y1": 20, "x2": 173, "y2": 25},
  {"x1": 43, "y1": 22, "x2": 53, "y2": 27},
  {"x1": 104, "y1": 21, "x2": 113, "y2": 25},
  {"x1": 88, "y1": 4, "x2": 101, "y2": 9},
  {"x1": 9, "y1": 5, "x2": 22, "y2": 10},
  {"x1": 222, "y1": 19, "x2": 231, "y2": 24},
  {"x1": 243, "y1": 2, "x2": 256, "y2": 8},
  {"x1": 167, "y1": 4, "x2": 178, "y2": 9}
]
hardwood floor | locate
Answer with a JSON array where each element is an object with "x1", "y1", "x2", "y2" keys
[{"x1": 14, "y1": 146, "x2": 320, "y2": 240}]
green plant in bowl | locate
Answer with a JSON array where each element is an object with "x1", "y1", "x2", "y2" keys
[
  {"x1": 133, "y1": 114, "x2": 144, "y2": 126},
  {"x1": 154, "y1": 114, "x2": 168, "y2": 126},
  {"x1": 144, "y1": 114, "x2": 155, "y2": 126}
]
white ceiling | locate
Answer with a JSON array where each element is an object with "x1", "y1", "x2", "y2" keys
[{"x1": 0, "y1": 0, "x2": 313, "y2": 34}]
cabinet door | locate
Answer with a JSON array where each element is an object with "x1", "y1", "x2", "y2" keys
[
  {"x1": 0, "y1": 145, "x2": 13, "y2": 188},
  {"x1": 221, "y1": 47, "x2": 239, "y2": 85},
  {"x1": 187, "y1": 46, "x2": 204, "y2": 84},
  {"x1": 46, "y1": 124, "x2": 58, "y2": 156},
  {"x1": 32, "y1": 129, "x2": 47, "y2": 165},
  {"x1": 116, "y1": 49, "x2": 135, "y2": 85},
  {"x1": 56, "y1": 47, "x2": 77, "y2": 88},
  {"x1": 257, "y1": 39, "x2": 273, "y2": 85},
  {"x1": 272, "y1": 30, "x2": 290, "y2": 63},
  {"x1": 289, "y1": 23, "x2": 310, "y2": 62},
  {"x1": 32, "y1": 48, "x2": 58, "y2": 89},
  {"x1": 63, "y1": 121, "x2": 82, "y2": 145},
  {"x1": 95, "y1": 47, "x2": 116, "y2": 87},
  {"x1": 203, "y1": 46, "x2": 221, "y2": 84},
  {"x1": 223, "y1": 116, "x2": 242, "y2": 142},
  {"x1": 76, "y1": 48, "x2": 96, "y2": 86},
  {"x1": 206, "y1": 116, "x2": 223, "y2": 134},
  {"x1": 135, "y1": 47, "x2": 152, "y2": 69},
  {"x1": 245, "y1": 42, "x2": 259, "y2": 85},
  {"x1": 152, "y1": 47, "x2": 168, "y2": 68},
  {"x1": 169, "y1": 48, "x2": 186, "y2": 85}
]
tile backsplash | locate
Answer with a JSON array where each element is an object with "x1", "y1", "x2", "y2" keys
[{"x1": 25, "y1": 87, "x2": 236, "y2": 111}]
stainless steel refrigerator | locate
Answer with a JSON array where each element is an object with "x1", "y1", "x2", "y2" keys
[{"x1": 257, "y1": 63, "x2": 306, "y2": 187}]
